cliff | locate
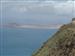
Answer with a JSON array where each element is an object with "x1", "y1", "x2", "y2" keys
[{"x1": 32, "y1": 18, "x2": 75, "y2": 56}]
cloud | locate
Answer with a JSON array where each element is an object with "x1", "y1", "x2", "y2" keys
[
  {"x1": 4, "y1": 0, "x2": 74, "y2": 14},
  {"x1": 2, "y1": 0, "x2": 75, "y2": 13},
  {"x1": 12, "y1": 5, "x2": 28, "y2": 12},
  {"x1": 1, "y1": 0, "x2": 75, "y2": 1},
  {"x1": 2, "y1": 0, "x2": 75, "y2": 25},
  {"x1": 54, "y1": 1, "x2": 75, "y2": 15}
]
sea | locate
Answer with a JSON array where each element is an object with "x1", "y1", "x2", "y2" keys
[{"x1": 0, "y1": 28, "x2": 57, "y2": 56}]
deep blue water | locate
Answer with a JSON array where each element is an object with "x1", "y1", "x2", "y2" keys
[{"x1": 0, "y1": 28, "x2": 57, "y2": 56}]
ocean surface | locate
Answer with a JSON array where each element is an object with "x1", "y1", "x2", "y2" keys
[{"x1": 0, "y1": 28, "x2": 57, "y2": 56}]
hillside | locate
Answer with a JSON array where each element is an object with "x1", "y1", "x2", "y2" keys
[{"x1": 32, "y1": 18, "x2": 75, "y2": 56}]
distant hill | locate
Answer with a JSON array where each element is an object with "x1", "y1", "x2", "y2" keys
[
  {"x1": 5, "y1": 23, "x2": 61, "y2": 29},
  {"x1": 32, "y1": 18, "x2": 75, "y2": 56}
]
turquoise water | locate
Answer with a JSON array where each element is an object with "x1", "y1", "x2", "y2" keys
[{"x1": 0, "y1": 28, "x2": 57, "y2": 56}]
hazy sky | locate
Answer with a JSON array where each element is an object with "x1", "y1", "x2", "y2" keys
[{"x1": 1, "y1": 0, "x2": 75, "y2": 25}]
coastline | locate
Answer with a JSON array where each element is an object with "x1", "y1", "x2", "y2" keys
[{"x1": 3, "y1": 24, "x2": 62, "y2": 29}]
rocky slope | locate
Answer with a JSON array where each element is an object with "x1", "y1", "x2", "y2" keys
[{"x1": 32, "y1": 19, "x2": 75, "y2": 56}]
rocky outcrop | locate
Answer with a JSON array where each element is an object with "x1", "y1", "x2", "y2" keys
[{"x1": 32, "y1": 18, "x2": 75, "y2": 56}]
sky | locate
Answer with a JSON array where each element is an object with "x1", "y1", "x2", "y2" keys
[{"x1": 0, "y1": 0, "x2": 75, "y2": 25}]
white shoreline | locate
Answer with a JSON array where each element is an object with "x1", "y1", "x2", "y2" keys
[
  {"x1": 15, "y1": 25, "x2": 62, "y2": 29},
  {"x1": 3, "y1": 24, "x2": 62, "y2": 29}
]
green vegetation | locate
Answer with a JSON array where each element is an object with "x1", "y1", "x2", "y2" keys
[{"x1": 32, "y1": 19, "x2": 75, "y2": 56}]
